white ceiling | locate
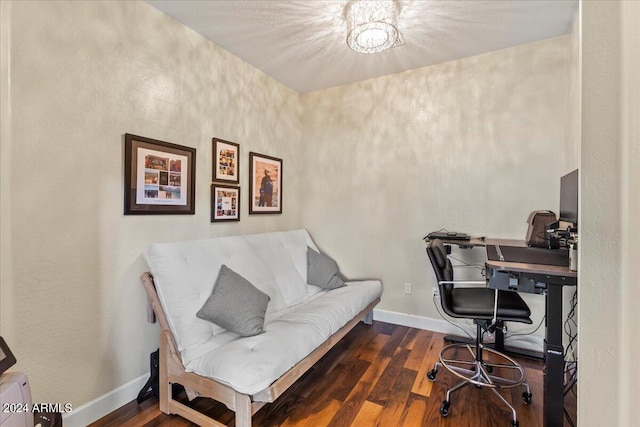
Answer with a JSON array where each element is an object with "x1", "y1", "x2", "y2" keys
[{"x1": 146, "y1": 0, "x2": 577, "y2": 93}]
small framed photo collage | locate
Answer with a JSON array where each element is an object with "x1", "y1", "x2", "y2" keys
[{"x1": 212, "y1": 138, "x2": 240, "y2": 222}]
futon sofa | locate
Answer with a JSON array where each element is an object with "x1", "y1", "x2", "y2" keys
[{"x1": 141, "y1": 229, "x2": 382, "y2": 427}]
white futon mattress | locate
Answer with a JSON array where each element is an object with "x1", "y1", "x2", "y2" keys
[{"x1": 185, "y1": 280, "x2": 382, "y2": 395}]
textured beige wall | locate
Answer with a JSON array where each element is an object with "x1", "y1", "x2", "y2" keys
[
  {"x1": 578, "y1": 2, "x2": 620, "y2": 425},
  {"x1": 579, "y1": 1, "x2": 640, "y2": 425},
  {"x1": 560, "y1": 3, "x2": 580, "y2": 362},
  {"x1": 0, "y1": 1, "x2": 14, "y2": 370},
  {"x1": 620, "y1": 2, "x2": 640, "y2": 423},
  {"x1": 565, "y1": 6, "x2": 580, "y2": 172},
  {"x1": 0, "y1": 0, "x2": 301, "y2": 407},
  {"x1": 300, "y1": 37, "x2": 570, "y2": 329}
]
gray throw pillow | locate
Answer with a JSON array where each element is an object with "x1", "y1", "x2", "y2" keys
[
  {"x1": 196, "y1": 265, "x2": 270, "y2": 337},
  {"x1": 307, "y1": 247, "x2": 346, "y2": 290}
]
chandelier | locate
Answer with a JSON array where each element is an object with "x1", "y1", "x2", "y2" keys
[{"x1": 345, "y1": 0, "x2": 401, "y2": 54}]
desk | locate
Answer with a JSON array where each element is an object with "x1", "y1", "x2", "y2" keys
[{"x1": 439, "y1": 237, "x2": 577, "y2": 427}]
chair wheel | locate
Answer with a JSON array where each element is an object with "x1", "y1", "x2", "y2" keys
[
  {"x1": 440, "y1": 400, "x2": 450, "y2": 417},
  {"x1": 510, "y1": 420, "x2": 519, "y2": 427},
  {"x1": 427, "y1": 369, "x2": 438, "y2": 381},
  {"x1": 484, "y1": 364, "x2": 493, "y2": 373},
  {"x1": 522, "y1": 392, "x2": 532, "y2": 405}
]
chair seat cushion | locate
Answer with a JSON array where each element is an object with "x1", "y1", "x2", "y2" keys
[{"x1": 450, "y1": 287, "x2": 532, "y2": 323}]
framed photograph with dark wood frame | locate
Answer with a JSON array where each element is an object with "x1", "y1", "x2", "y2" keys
[
  {"x1": 124, "y1": 133, "x2": 196, "y2": 215},
  {"x1": 212, "y1": 138, "x2": 239, "y2": 183},
  {"x1": 249, "y1": 152, "x2": 282, "y2": 214},
  {"x1": 211, "y1": 184, "x2": 240, "y2": 222}
]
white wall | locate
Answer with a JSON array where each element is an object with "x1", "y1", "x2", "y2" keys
[
  {"x1": 299, "y1": 37, "x2": 570, "y2": 336},
  {"x1": 619, "y1": 2, "x2": 640, "y2": 423},
  {"x1": 579, "y1": 2, "x2": 621, "y2": 425},
  {"x1": 579, "y1": 1, "x2": 640, "y2": 425},
  {"x1": 0, "y1": 0, "x2": 301, "y2": 410},
  {"x1": 564, "y1": 6, "x2": 581, "y2": 173},
  {"x1": 561, "y1": 1, "x2": 580, "y2": 362}
]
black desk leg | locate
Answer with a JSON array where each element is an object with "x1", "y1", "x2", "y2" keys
[{"x1": 544, "y1": 284, "x2": 565, "y2": 427}]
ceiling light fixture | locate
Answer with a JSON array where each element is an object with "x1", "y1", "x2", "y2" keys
[{"x1": 345, "y1": 0, "x2": 401, "y2": 54}]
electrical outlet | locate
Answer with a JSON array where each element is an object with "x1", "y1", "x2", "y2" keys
[
  {"x1": 404, "y1": 283, "x2": 412, "y2": 294},
  {"x1": 432, "y1": 287, "x2": 439, "y2": 298}
]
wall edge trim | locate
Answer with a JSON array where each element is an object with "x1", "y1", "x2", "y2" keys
[{"x1": 62, "y1": 373, "x2": 150, "y2": 427}]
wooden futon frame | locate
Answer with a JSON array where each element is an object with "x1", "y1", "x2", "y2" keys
[{"x1": 141, "y1": 272, "x2": 379, "y2": 427}]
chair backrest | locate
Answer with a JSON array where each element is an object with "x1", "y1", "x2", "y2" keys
[{"x1": 426, "y1": 239, "x2": 456, "y2": 317}]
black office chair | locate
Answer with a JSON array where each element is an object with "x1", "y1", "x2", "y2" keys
[{"x1": 426, "y1": 239, "x2": 533, "y2": 427}]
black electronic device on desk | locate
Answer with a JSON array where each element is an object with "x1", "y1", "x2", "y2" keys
[{"x1": 424, "y1": 230, "x2": 470, "y2": 241}]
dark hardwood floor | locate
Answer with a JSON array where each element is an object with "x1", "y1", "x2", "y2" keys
[{"x1": 90, "y1": 321, "x2": 577, "y2": 427}]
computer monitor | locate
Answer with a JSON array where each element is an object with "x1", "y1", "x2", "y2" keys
[{"x1": 559, "y1": 169, "x2": 578, "y2": 228}]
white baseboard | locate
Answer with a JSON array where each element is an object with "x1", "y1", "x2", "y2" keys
[
  {"x1": 62, "y1": 374, "x2": 150, "y2": 427},
  {"x1": 62, "y1": 310, "x2": 542, "y2": 426},
  {"x1": 372, "y1": 308, "x2": 544, "y2": 353},
  {"x1": 373, "y1": 308, "x2": 458, "y2": 334}
]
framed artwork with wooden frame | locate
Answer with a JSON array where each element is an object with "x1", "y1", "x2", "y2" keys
[
  {"x1": 211, "y1": 184, "x2": 240, "y2": 222},
  {"x1": 124, "y1": 133, "x2": 196, "y2": 215},
  {"x1": 212, "y1": 138, "x2": 239, "y2": 184},
  {"x1": 249, "y1": 152, "x2": 282, "y2": 214}
]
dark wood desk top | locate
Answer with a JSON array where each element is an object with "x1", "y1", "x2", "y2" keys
[
  {"x1": 438, "y1": 237, "x2": 526, "y2": 248},
  {"x1": 438, "y1": 236, "x2": 577, "y2": 279},
  {"x1": 487, "y1": 257, "x2": 577, "y2": 278}
]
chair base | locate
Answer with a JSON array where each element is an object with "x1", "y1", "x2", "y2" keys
[{"x1": 427, "y1": 343, "x2": 532, "y2": 425}]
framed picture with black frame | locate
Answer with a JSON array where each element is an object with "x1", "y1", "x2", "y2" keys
[
  {"x1": 249, "y1": 152, "x2": 282, "y2": 214},
  {"x1": 211, "y1": 184, "x2": 240, "y2": 222},
  {"x1": 212, "y1": 138, "x2": 240, "y2": 184},
  {"x1": 124, "y1": 133, "x2": 196, "y2": 215}
]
